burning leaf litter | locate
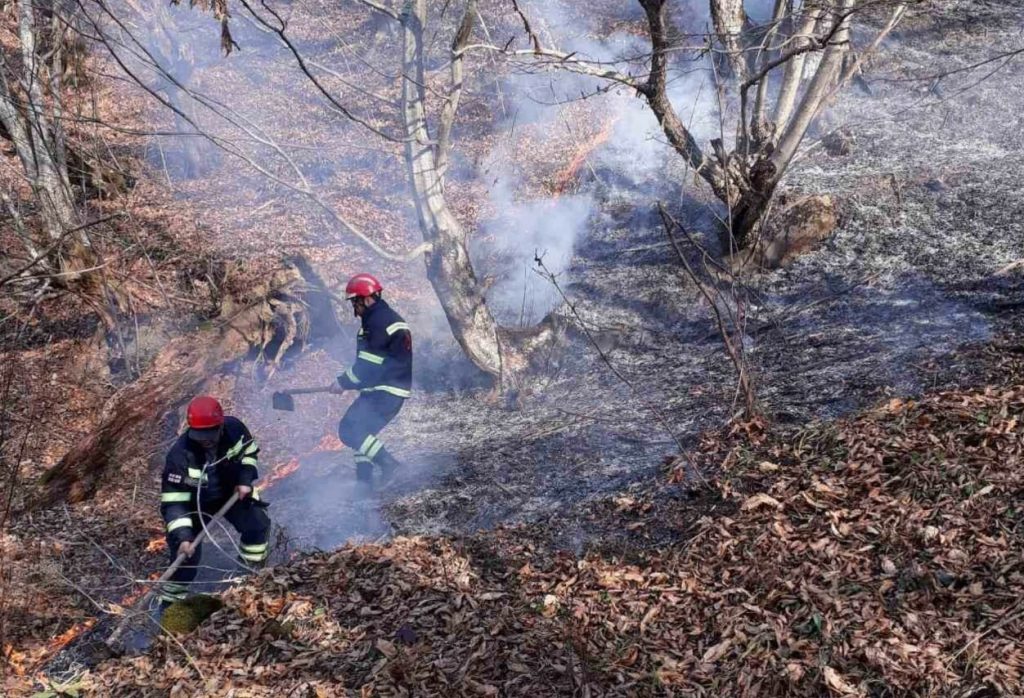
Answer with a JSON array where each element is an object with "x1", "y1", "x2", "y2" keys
[{"x1": 83, "y1": 378, "x2": 1024, "y2": 696}]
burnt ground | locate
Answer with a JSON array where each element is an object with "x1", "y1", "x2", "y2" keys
[
  {"x1": 190, "y1": 5, "x2": 1024, "y2": 560},
  {"x1": 8, "y1": 0, "x2": 1024, "y2": 688},
  {"x1": 255, "y1": 4, "x2": 1024, "y2": 552}
]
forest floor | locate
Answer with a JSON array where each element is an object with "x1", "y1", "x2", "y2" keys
[{"x1": 2, "y1": 0, "x2": 1023, "y2": 695}]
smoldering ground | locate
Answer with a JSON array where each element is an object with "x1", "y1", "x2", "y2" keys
[{"x1": 75, "y1": 0, "x2": 1024, "y2": 560}]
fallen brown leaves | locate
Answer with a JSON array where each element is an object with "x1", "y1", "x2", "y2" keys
[{"x1": 83, "y1": 383, "x2": 1024, "y2": 696}]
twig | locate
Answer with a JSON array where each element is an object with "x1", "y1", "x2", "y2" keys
[
  {"x1": 534, "y1": 254, "x2": 685, "y2": 453},
  {"x1": 658, "y1": 204, "x2": 757, "y2": 419},
  {"x1": 0, "y1": 214, "x2": 123, "y2": 288},
  {"x1": 947, "y1": 599, "x2": 1024, "y2": 666}
]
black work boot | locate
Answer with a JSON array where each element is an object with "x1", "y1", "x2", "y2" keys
[
  {"x1": 355, "y1": 460, "x2": 375, "y2": 498},
  {"x1": 375, "y1": 449, "x2": 404, "y2": 490}
]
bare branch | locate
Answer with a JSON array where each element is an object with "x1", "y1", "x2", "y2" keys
[
  {"x1": 437, "y1": 0, "x2": 476, "y2": 178},
  {"x1": 0, "y1": 215, "x2": 122, "y2": 288},
  {"x1": 352, "y1": 0, "x2": 400, "y2": 21},
  {"x1": 464, "y1": 44, "x2": 639, "y2": 87},
  {"x1": 235, "y1": 0, "x2": 406, "y2": 143},
  {"x1": 637, "y1": 0, "x2": 727, "y2": 196},
  {"x1": 510, "y1": 0, "x2": 541, "y2": 53},
  {"x1": 831, "y1": 3, "x2": 907, "y2": 97}
]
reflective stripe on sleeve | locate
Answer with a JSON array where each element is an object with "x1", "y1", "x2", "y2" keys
[
  {"x1": 357, "y1": 351, "x2": 385, "y2": 365},
  {"x1": 243, "y1": 442, "x2": 259, "y2": 455},
  {"x1": 241, "y1": 456, "x2": 258, "y2": 466},
  {"x1": 386, "y1": 322, "x2": 410, "y2": 336},
  {"x1": 167, "y1": 517, "x2": 193, "y2": 532},
  {"x1": 161, "y1": 492, "x2": 192, "y2": 503},
  {"x1": 226, "y1": 437, "x2": 247, "y2": 459},
  {"x1": 241, "y1": 543, "x2": 268, "y2": 553},
  {"x1": 345, "y1": 367, "x2": 361, "y2": 385}
]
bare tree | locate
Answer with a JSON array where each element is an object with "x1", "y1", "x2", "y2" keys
[
  {"x1": 477, "y1": 0, "x2": 908, "y2": 252},
  {"x1": 0, "y1": 0, "x2": 96, "y2": 278},
  {"x1": 396, "y1": 0, "x2": 511, "y2": 381},
  {"x1": 233, "y1": 0, "x2": 558, "y2": 387}
]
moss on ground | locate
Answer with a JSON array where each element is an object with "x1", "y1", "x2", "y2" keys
[{"x1": 160, "y1": 594, "x2": 224, "y2": 634}]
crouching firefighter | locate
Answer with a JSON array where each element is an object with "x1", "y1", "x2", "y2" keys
[
  {"x1": 159, "y1": 395, "x2": 271, "y2": 608},
  {"x1": 331, "y1": 273, "x2": 412, "y2": 493}
]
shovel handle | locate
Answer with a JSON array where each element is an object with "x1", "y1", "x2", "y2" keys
[
  {"x1": 106, "y1": 492, "x2": 242, "y2": 649},
  {"x1": 280, "y1": 385, "x2": 336, "y2": 396}
]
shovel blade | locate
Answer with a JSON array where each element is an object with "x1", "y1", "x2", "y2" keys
[{"x1": 272, "y1": 392, "x2": 295, "y2": 411}]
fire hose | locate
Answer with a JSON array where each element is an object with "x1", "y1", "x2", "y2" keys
[{"x1": 105, "y1": 491, "x2": 240, "y2": 652}]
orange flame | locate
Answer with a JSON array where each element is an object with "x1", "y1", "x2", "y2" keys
[
  {"x1": 553, "y1": 117, "x2": 618, "y2": 196},
  {"x1": 45, "y1": 619, "x2": 96, "y2": 655},
  {"x1": 146, "y1": 538, "x2": 167, "y2": 554},
  {"x1": 261, "y1": 456, "x2": 301, "y2": 490},
  {"x1": 314, "y1": 433, "x2": 344, "y2": 452}
]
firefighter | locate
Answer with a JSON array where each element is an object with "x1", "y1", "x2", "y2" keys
[
  {"x1": 332, "y1": 273, "x2": 412, "y2": 492},
  {"x1": 158, "y1": 395, "x2": 271, "y2": 607}
]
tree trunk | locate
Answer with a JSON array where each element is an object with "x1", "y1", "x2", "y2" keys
[
  {"x1": 0, "y1": 0, "x2": 96, "y2": 280},
  {"x1": 709, "y1": 0, "x2": 750, "y2": 81},
  {"x1": 400, "y1": 0, "x2": 505, "y2": 383}
]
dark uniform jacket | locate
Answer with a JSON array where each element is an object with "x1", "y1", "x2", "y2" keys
[
  {"x1": 160, "y1": 416, "x2": 260, "y2": 545},
  {"x1": 337, "y1": 298, "x2": 412, "y2": 398}
]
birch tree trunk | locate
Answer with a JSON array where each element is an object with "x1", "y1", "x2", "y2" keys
[
  {"x1": 400, "y1": 0, "x2": 505, "y2": 381},
  {"x1": 0, "y1": 0, "x2": 95, "y2": 279}
]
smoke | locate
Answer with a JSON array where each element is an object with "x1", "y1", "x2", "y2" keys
[
  {"x1": 470, "y1": 0, "x2": 720, "y2": 321},
  {"x1": 475, "y1": 158, "x2": 595, "y2": 325}
]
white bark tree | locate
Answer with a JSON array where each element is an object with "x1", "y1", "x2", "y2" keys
[
  {"x1": 478, "y1": 0, "x2": 907, "y2": 251},
  {"x1": 0, "y1": 0, "x2": 94, "y2": 277}
]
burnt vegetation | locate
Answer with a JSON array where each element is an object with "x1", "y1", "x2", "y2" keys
[{"x1": 2, "y1": 0, "x2": 1024, "y2": 695}]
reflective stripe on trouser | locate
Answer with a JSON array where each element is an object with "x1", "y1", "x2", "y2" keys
[
  {"x1": 160, "y1": 581, "x2": 189, "y2": 604},
  {"x1": 338, "y1": 391, "x2": 405, "y2": 474},
  {"x1": 239, "y1": 542, "x2": 269, "y2": 563},
  {"x1": 165, "y1": 500, "x2": 271, "y2": 587}
]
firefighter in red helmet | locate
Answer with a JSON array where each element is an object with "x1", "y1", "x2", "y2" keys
[
  {"x1": 158, "y1": 395, "x2": 271, "y2": 608},
  {"x1": 331, "y1": 273, "x2": 412, "y2": 493}
]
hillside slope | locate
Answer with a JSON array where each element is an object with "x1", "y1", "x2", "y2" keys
[{"x1": 84, "y1": 351, "x2": 1024, "y2": 696}]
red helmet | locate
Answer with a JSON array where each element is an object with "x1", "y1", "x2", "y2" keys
[
  {"x1": 345, "y1": 273, "x2": 383, "y2": 300},
  {"x1": 187, "y1": 395, "x2": 224, "y2": 430}
]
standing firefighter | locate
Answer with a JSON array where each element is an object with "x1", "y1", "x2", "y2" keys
[
  {"x1": 332, "y1": 273, "x2": 412, "y2": 492},
  {"x1": 159, "y1": 396, "x2": 271, "y2": 607}
]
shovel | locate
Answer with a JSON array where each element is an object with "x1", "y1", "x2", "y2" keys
[
  {"x1": 271, "y1": 385, "x2": 337, "y2": 411},
  {"x1": 105, "y1": 492, "x2": 241, "y2": 655}
]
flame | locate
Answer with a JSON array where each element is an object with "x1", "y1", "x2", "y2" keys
[
  {"x1": 552, "y1": 117, "x2": 618, "y2": 196},
  {"x1": 314, "y1": 433, "x2": 344, "y2": 452},
  {"x1": 45, "y1": 619, "x2": 96, "y2": 654},
  {"x1": 4, "y1": 643, "x2": 28, "y2": 676},
  {"x1": 261, "y1": 456, "x2": 301, "y2": 490},
  {"x1": 146, "y1": 538, "x2": 167, "y2": 553}
]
